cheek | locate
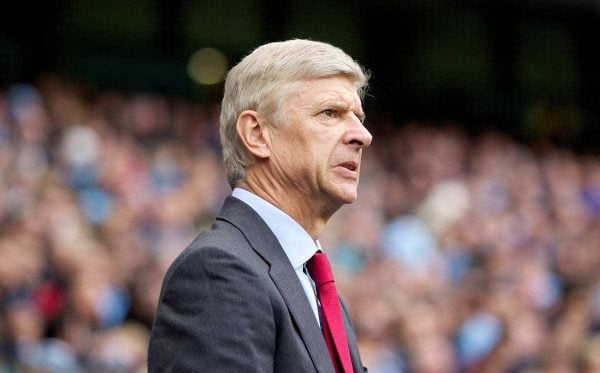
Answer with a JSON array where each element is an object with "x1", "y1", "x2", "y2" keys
[{"x1": 275, "y1": 138, "x2": 312, "y2": 175}]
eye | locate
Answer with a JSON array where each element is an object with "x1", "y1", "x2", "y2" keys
[
  {"x1": 355, "y1": 112, "x2": 366, "y2": 124},
  {"x1": 321, "y1": 109, "x2": 336, "y2": 118}
]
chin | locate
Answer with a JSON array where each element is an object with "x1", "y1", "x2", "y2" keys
[
  {"x1": 321, "y1": 178, "x2": 359, "y2": 207},
  {"x1": 330, "y1": 187, "x2": 358, "y2": 205}
]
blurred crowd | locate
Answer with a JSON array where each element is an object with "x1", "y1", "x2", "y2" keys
[{"x1": 0, "y1": 75, "x2": 598, "y2": 372}]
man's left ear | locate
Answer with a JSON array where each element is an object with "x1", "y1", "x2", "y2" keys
[{"x1": 236, "y1": 110, "x2": 270, "y2": 159}]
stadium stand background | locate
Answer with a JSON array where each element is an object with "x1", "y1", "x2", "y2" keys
[{"x1": 1, "y1": 1, "x2": 599, "y2": 371}]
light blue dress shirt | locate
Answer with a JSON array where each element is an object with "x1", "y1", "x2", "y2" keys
[{"x1": 232, "y1": 187, "x2": 320, "y2": 323}]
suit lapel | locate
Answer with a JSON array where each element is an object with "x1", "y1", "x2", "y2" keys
[
  {"x1": 217, "y1": 197, "x2": 335, "y2": 373},
  {"x1": 269, "y1": 264, "x2": 334, "y2": 373}
]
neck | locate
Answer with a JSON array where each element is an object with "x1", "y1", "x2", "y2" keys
[{"x1": 238, "y1": 173, "x2": 335, "y2": 239}]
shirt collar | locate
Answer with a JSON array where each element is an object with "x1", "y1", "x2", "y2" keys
[{"x1": 232, "y1": 187, "x2": 319, "y2": 270}]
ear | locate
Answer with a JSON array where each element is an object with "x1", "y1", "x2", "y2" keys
[{"x1": 236, "y1": 110, "x2": 270, "y2": 159}]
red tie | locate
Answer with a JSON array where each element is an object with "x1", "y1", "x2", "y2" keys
[{"x1": 307, "y1": 252, "x2": 353, "y2": 373}]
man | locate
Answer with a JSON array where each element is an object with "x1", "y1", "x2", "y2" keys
[{"x1": 148, "y1": 39, "x2": 372, "y2": 372}]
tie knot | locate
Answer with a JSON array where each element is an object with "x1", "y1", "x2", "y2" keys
[{"x1": 307, "y1": 251, "x2": 335, "y2": 288}]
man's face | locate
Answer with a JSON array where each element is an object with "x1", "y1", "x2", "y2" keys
[{"x1": 268, "y1": 75, "x2": 372, "y2": 211}]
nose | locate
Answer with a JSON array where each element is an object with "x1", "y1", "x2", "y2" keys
[{"x1": 344, "y1": 116, "x2": 373, "y2": 149}]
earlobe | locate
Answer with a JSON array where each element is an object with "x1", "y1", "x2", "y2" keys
[{"x1": 236, "y1": 110, "x2": 270, "y2": 159}]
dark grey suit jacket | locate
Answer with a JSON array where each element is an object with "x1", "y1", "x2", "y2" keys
[{"x1": 148, "y1": 196, "x2": 366, "y2": 372}]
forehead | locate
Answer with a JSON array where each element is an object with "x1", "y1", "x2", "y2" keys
[{"x1": 287, "y1": 76, "x2": 362, "y2": 107}]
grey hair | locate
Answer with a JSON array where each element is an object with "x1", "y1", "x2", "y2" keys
[{"x1": 219, "y1": 39, "x2": 369, "y2": 188}]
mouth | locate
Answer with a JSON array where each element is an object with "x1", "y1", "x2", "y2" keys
[
  {"x1": 337, "y1": 161, "x2": 358, "y2": 172},
  {"x1": 342, "y1": 161, "x2": 358, "y2": 171}
]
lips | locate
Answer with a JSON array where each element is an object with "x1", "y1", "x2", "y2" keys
[{"x1": 338, "y1": 161, "x2": 358, "y2": 171}]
